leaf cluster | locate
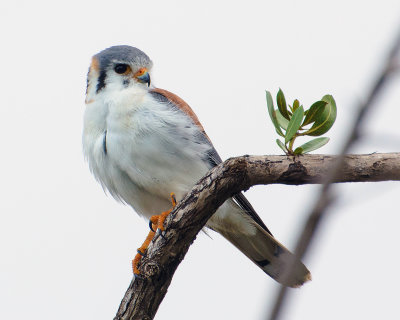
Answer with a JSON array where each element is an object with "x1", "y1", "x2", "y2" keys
[{"x1": 266, "y1": 89, "x2": 337, "y2": 155}]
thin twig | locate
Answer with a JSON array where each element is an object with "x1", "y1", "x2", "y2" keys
[{"x1": 267, "y1": 29, "x2": 400, "y2": 320}]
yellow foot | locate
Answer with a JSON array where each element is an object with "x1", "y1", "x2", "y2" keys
[
  {"x1": 157, "y1": 193, "x2": 177, "y2": 232},
  {"x1": 132, "y1": 215, "x2": 158, "y2": 275},
  {"x1": 132, "y1": 193, "x2": 177, "y2": 276}
]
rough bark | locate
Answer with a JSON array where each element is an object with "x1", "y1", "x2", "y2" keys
[{"x1": 114, "y1": 152, "x2": 400, "y2": 320}]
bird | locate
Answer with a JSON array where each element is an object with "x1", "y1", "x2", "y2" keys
[{"x1": 83, "y1": 45, "x2": 311, "y2": 287}]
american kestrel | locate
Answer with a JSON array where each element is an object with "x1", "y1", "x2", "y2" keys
[{"x1": 83, "y1": 45, "x2": 311, "y2": 287}]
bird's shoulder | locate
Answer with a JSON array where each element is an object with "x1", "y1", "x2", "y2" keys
[{"x1": 149, "y1": 88, "x2": 207, "y2": 135}]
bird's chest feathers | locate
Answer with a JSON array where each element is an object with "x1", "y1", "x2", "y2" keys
[
  {"x1": 84, "y1": 89, "x2": 207, "y2": 199},
  {"x1": 83, "y1": 87, "x2": 148, "y2": 183},
  {"x1": 105, "y1": 87, "x2": 147, "y2": 129}
]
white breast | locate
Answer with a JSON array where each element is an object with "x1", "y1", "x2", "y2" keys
[{"x1": 83, "y1": 86, "x2": 212, "y2": 218}]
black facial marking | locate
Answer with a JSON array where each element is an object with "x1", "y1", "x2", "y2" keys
[
  {"x1": 123, "y1": 79, "x2": 130, "y2": 87},
  {"x1": 86, "y1": 68, "x2": 90, "y2": 94},
  {"x1": 103, "y1": 130, "x2": 107, "y2": 155},
  {"x1": 96, "y1": 70, "x2": 107, "y2": 93},
  {"x1": 255, "y1": 259, "x2": 271, "y2": 267}
]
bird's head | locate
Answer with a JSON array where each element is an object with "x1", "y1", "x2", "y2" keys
[{"x1": 86, "y1": 45, "x2": 153, "y2": 102}]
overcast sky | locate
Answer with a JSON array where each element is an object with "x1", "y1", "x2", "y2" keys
[{"x1": 1, "y1": 1, "x2": 400, "y2": 319}]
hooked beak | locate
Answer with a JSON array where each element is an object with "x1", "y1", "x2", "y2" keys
[{"x1": 134, "y1": 68, "x2": 151, "y2": 87}]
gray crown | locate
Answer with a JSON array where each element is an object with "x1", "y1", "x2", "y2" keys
[{"x1": 94, "y1": 45, "x2": 153, "y2": 71}]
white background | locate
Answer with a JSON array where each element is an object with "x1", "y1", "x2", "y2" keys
[{"x1": 1, "y1": 1, "x2": 400, "y2": 319}]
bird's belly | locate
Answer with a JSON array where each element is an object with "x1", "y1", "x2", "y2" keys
[{"x1": 102, "y1": 125, "x2": 210, "y2": 217}]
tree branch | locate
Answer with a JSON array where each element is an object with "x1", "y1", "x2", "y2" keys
[
  {"x1": 114, "y1": 152, "x2": 400, "y2": 320},
  {"x1": 267, "y1": 27, "x2": 400, "y2": 320}
]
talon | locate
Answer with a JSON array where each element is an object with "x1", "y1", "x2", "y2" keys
[
  {"x1": 131, "y1": 193, "x2": 178, "y2": 276},
  {"x1": 132, "y1": 228, "x2": 156, "y2": 275},
  {"x1": 156, "y1": 193, "x2": 177, "y2": 232},
  {"x1": 170, "y1": 192, "x2": 177, "y2": 207},
  {"x1": 169, "y1": 192, "x2": 177, "y2": 217},
  {"x1": 134, "y1": 272, "x2": 143, "y2": 280},
  {"x1": 149, "y1": 220, "x2": 156, "y2": 232},
  {"x1": 148, "y1": 215, "x2": 159, "y2": 232},
  {"x1": 157, "y1": 208, "x2": 172, "y2": 232},
  {"x1": 157, "y1": 228, "x2": 167, "y2": 240}
]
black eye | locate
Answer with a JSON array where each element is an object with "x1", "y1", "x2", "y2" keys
[{"x1": 114, "y1": 64, "x2": 128, "y2": 74}]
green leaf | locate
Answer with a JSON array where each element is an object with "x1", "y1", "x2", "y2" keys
[
  {"x1": 293, "y1": 99, "x2": 300, "y2": 111},
  {"x1": 275, "y1": 128, "x2": 283, "y2": 136},
  {"x1": 276, "y1": 139, "x2": 287, "y2": 153},
  {"x1": 303, "y1": 95, "x2": 337, "y2": 136},
  {"x1": 266, "y1": 91, "x2": 284, "y2": 137},
  {"x1": 276, "y1": 109, "x2": 289, "y2": 130},
  {"x1": 285, "y1": 106, "x2": 304, "y2": 144},
  {"x1": 277, "y1": 89, "x2": 290, "y2": 120},
  {"x1": 302, "y1": 100, "x2": 328, "y2": 126},
  {"x1": 294, "y1": 137, "x2": 330, "y2": 154}
]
